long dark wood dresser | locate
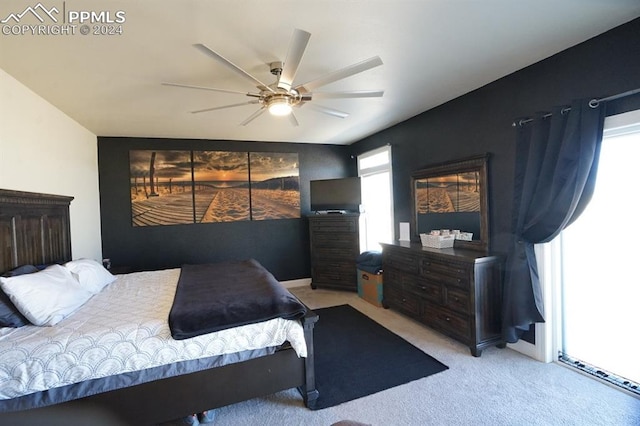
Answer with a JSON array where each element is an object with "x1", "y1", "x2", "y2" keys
[{"x1": 381, "y1": 241, "x2": 503, "y2": 356}]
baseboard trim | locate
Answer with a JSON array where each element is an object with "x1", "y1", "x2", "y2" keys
[
  {"x1": 508, "y1": 339, "x2": 539, "y2": 360},
  {"x1": 280, "y1": 278, "x2": 311, "y2": 289}
]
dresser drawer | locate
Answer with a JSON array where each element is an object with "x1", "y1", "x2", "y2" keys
[
  {"x1": 382, "y1": 268, "x2": 403, "y2": 287},
  {"x1": 421, "y1": 259, "x2": 470, "y2": 289},
  {"x1": 310, "y1": 218, "x2": 358, "y2": 233},
  {"x1": 404, "y1": 274, "x2": 442, "y2": 303},
  {"x1": 384, "y1": 268, "x2": 439, "y2": 302},
  {"x1": 420, "y1": 257, "x2": 470, "y2": 279},
  {"x1": 384, "y1": 284, "x2": 421, "y2": 317},
  {"x1": 424, "y1": 304, "x2": 470, "y2": 341},
  {"x1": 313, "y1": 259, "x2": 355, "y2": 271},
  {"x1": 311, "y1": 232, "x2": 358, "y2": 247},
  {"x1": 421, "y1": 269, "x2": 470, "y2": 289},
  {"x1": 444, "y1": 287, "x2": 470, "y2": 314},
  {"x1": 313, "y1": 267, "x2": 356, "y2": 285},
  {"x1": 383, "y1": 249, "x2": 420, "y2": 274},
  {"x1": 312, "y1": 245, "x2": 358, "y2": 260}
]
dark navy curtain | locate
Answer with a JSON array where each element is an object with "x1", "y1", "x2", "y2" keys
[{"x1": 502, "y1": 99, "x2": 605, "y2": 343}]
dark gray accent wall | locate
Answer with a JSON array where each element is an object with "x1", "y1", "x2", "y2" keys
[
  {"x1": 350, "y1": 17, "x2": 640, "y2": 257},
  {"x1": 98, "y1": 137, "x2": 353, "y2": 280}
]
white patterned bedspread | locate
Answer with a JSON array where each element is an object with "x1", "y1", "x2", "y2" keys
[{"x1": 0, "y1": 268, "x2": 307, "y2": 401}]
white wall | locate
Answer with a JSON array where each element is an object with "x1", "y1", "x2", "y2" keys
[{"x1": 0, "y1": 68, "x2": 102, "y2": 261}]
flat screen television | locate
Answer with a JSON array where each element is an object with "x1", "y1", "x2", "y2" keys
[{"x1": 310, "y1": 177, "x2": 361, "y2": 213}]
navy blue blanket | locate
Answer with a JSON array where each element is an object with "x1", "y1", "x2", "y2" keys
[
  {"x1": 169, "y1": 259, "x2": 307, "y2": 340},
  {"x1": 356, "y1": 251, "x2": 383, "y2": 274}
]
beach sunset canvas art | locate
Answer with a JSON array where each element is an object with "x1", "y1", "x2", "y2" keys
[{"x1": 129, "y1": 150, "x2": 300, "y2": 226}]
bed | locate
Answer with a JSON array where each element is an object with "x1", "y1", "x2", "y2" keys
[{"x1": 0, "y1": 189, "x2": 318, "y2": 425}]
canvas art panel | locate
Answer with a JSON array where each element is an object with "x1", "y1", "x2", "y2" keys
[
  {"x1": 193, "y1": 151, "x2": 251, "y2": 223},
  {"x1": 249, "y1": 152, "x2": 300, "y2": 220},
  {"x1": 130, "y1": 150, "x2": 194, "y2": 226}
]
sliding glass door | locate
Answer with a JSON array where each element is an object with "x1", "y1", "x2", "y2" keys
[{"x1": 559, "y1": 109, "x2": 640, "y2": 393}]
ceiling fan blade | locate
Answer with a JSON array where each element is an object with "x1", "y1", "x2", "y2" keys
[
  {"x1": 278, "y1": 29, "x2": 311, "y2": 92},
  {"x1": 295, "y1": 56, "x2": 383, "y2": 93},
  {"x1": 309, "y1": 90, "x2": 384, "y2": 99},
  {"x1": 288, "y1": 111, "x2": 300, "y2": 127},
  {"x1": 307, "y1": 104, "x2": 349, "y2": 119},
  {"x1": 191, "y1": 100, "x2": 259, "y2": 114},
  {"x1": 193, "y1": 43, "x2": 275, "y2": 93},
  {"x1": 162, "y1": 82, "x2": 260, "y2": 97},
  {"x1": 240, "y1": 107, "x2": 266, "y2": 126}
]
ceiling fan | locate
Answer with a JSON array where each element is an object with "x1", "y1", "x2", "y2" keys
[{"x1": 162, "y1": 28, "x2": 383, "y2": 126}]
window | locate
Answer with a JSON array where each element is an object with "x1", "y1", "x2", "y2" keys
[{"x1": 357, "y1": 146, "x2": 394, "y2": 251}]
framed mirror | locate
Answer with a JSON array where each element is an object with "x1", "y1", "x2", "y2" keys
[{"x1": 411, "y1": 154, "x2": 489, "y2": 251}]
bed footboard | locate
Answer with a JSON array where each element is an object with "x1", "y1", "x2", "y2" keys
[{"x1": 0, "y1": 309, "x2": 319, "y2": 425}]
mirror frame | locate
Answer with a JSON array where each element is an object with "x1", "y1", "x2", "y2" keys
[{"x1": 410, "y1": 153, "x2": 490, "y2": 252}]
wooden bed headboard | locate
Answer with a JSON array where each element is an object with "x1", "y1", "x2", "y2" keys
[{"x1": 0, "y1": 189, "x2": 74, "y2": 275}]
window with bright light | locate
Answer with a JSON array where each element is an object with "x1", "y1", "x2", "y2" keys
[
  {"x1": 559, "y1": 108, "x2": 640, "y2": 391},
  {"x1": 358, "y1": 146, "x2": 393, "y2": 251}
]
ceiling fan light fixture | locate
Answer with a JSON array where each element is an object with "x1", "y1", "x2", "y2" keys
[{"x1": 267, "y1": 96, "x2": 293, "y2": 116}]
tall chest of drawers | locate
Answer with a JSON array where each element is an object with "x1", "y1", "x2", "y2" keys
[
  {"x1": 381, "y1": 241, "x2": 503, "y2": 356},
  {"x1": 308, "y1": 214, "x2": 360, "y2": 291}
]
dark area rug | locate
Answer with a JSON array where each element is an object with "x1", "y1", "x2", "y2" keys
[{"x1": 311, "y1": 304, "x2": 448, "y2": 410}]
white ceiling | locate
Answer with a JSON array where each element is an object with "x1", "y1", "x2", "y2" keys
[{"x1": 2, "y1": 1, "x2": 640, "y2": 145}]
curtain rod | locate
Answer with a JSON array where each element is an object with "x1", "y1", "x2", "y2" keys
[{"x1": 512, "y1": 87, "x2": 640, "y2": 127}]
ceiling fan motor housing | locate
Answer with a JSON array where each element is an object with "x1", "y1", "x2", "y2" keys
[{"x1": 269, "y1": 61, "x2": 284, "y2": 76}]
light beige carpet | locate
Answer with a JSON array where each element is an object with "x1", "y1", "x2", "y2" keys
[{"x1": 206, "y1": 286, "x2": 640, "y2": 426}]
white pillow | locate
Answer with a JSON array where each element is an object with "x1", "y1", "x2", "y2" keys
[
  {"x1": 64, "y1": 259, "x2": 116, "y2": 294},
  {"x1": 0, "y1": 264, "x2": 93, "y2": 326}
]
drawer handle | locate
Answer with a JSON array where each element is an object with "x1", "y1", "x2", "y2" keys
[
  {"x1": 454, "y1": 297, "x2": 460, "y2": 302},
  {"x1": 445, "y1": 317, "x2": 451, "y2": 322}
]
